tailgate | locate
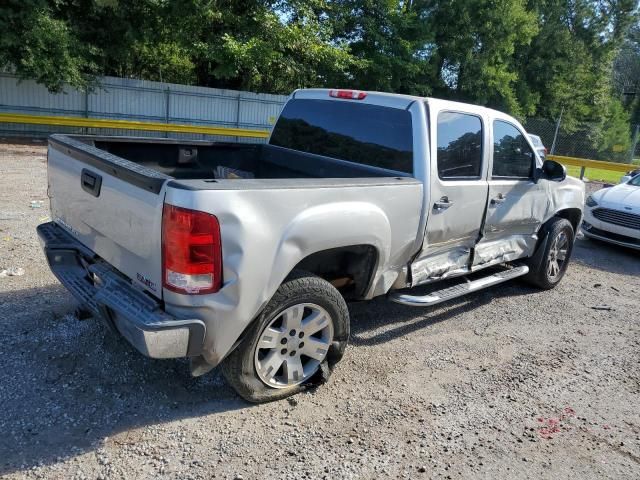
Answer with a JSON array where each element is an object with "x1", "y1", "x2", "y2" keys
[{"x1": 47, "y1": 135, "x2": 170, "y2": 299}]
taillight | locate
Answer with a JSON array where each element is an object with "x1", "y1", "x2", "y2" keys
[
  {"x1": 329, "y1": 89, "x2": 367, "y2": 100},
  {"x1": 544, "y1": 147, "x2": 548, "y2": 155},
  {"x1": 162, "y1": 204, "x2": 222, "y2": 294}
]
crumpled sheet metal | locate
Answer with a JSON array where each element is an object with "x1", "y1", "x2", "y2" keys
[
  {"x1": 411, "y1": 246, "x2": 470, "y2": 285},
  {"x1": 410, "y1": 234, "x2": 537, "y2": 285},
  {"x1": 473, "y1": 235, "x2": 536, "y2": 268}
]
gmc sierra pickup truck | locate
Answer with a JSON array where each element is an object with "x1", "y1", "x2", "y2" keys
[{"x1": 39, "y1": 89, "x2": 584, "y2": 402}]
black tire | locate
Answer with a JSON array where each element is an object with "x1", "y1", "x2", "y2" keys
[
  {"x1": 524, "y1": 217, "x2": 575, "y2": 289},
  {"x1": 220, "y1": 270, "x2": 350, "y2": 403}
]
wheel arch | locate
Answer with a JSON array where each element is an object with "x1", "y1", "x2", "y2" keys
[
  {"x1": 264, "y1": 201, "x2": 392, "y2": 303},
  {"x1": 290, "y1": 244, "x2": 380, "y2": 300},
  {"x1": 553, "y1": 207, "x2": 583, "y2": 234}
]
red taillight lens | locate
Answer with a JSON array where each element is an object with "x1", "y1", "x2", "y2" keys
[
  {"x1": 544, "y1": 147, "x2": 548, "y2": 155},
  {"x1": 162, "y1": 204, "x2": 222, "y2": 294},
  {"x1": 329, "y1": 89, "x2": 367, "y2": 100}
]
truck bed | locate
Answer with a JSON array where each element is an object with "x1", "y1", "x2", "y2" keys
[
  {"x1": 75, "y1": 136, "x2": 408, "y2": 180},
  {"x1": 46, "y1": 133, "x2": 421, "y2": 304}
]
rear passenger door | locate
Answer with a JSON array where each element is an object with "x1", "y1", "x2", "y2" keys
[
  {"x1": 411, "y1": 108, "x2": 489, "y2": 285},
  {"x1": 473, "y1": 119, "x2": 548, "y2": 267}
]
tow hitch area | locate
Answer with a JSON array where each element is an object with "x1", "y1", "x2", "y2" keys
[{"x1": 37, "y1": 222, "x2": 206, "y2": 359}]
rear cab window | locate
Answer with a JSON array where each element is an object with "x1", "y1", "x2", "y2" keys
[{"x1": 269, "y1": 99, "x2": 414, "y2": 174}]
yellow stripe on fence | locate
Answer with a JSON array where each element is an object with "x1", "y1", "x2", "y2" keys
[
  {"x1": 0, "y1": 112, "x2": 270, "y2": 139},
  {"x1": 548, "y1": 154, "x2": 632, "y2": 173}
]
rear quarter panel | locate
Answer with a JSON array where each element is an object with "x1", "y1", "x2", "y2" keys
[{"x1": 163, "y1": 178, "x2": 423, "y2": 365}]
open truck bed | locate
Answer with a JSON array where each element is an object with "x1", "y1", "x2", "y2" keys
[
  {"x1": 64, "y1": 135, "x2": 409, "y2": 181},
  {"x1": 46, "y1": 132, "x2": 422, "y2": 302}
]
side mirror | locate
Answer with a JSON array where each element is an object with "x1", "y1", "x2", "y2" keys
[{"x1": 536, "y1": 159, "x2": 566, "y2": 182}]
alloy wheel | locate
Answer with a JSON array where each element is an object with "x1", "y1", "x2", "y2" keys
[
  {"x1": 547, "y1": 230, "x2": 569, "y2": 280},
  {"x1": 254, "y1": 303, "x2": 333, "y2": 388}
]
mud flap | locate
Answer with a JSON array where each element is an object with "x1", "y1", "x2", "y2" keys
[{"x1": 523, "y1": 224, "x2": 552, "y2": 280}]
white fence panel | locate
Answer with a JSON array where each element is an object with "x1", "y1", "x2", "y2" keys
[{"x1": 0, "y1": 73, "x2": 288, "y2": 142}]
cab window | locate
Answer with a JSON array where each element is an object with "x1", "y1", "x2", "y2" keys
[
  {"x1": 492, "y1": 121, "x2": 534, "y2": 178},
  {"x1": 270, "y1": 99, "x2": 414, "y2": 173},
  {"x1": 436, "y1": 112, "x2": 483, "y2": 179}
]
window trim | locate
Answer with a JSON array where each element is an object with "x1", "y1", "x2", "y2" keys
[
  {"x1": 435, "y1": 110, "x2": 485, "y2": 181},
  {"x1": 491, "y1": 119, "x2": 536, "y2": 181}
]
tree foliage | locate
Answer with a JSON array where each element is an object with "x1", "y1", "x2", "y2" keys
[{"x1": 1, "y1": 0, "x2": 638, "y2": 148}]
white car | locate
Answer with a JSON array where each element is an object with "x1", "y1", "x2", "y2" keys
[{"x1": 582, "y1": 175, "x2": 640, "y2": 249}]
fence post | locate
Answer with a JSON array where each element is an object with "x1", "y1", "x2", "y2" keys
[
  {"x1": 629, "y1": 124, "x2": 639, "y2": 164},
  {"x1": 164, "y1": 88, "x2": 171, "y2": 138},
  {"x1": 550, "y1": 106, "x2": 564, "y2": 155},
  {"x1": 235, "y1": 94, "x2": 242, "y2": 143},
  {"x1": 83, "y1": 88, "x2": 89, "y2": 134}
]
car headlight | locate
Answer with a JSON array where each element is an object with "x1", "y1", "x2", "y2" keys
[{"x1": 585, "y1": 195, "x2": 598, "y2": 207}]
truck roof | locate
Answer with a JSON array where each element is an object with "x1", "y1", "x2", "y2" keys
[{"x1": 293, "y1": 88, "x2": 516, "y2": 123}]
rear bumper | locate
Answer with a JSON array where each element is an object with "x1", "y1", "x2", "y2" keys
[{"x1": 37, "y1": 222, "x2": 205, "y2": 358}]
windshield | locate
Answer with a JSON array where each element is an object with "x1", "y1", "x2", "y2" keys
[
  {"x1": 270, "y1": 99, "x2": 414, "y2": 173},
  {"x1": 629, "y1": 174, "x2": 640, "y2": 186}
]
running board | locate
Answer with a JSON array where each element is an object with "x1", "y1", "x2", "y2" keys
[{"x1": 389, "y1": 265, "x2": 529, "y2": 307}]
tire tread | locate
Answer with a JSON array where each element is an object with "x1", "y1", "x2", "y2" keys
[{"x1": 221, "y1": 270, "x2": 349, "y2": 403}]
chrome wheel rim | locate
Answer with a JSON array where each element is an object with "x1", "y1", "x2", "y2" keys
[
  {"x1": 254, "y1": 303, "x2": 333, "y2": 389},
  {"x1": 547, "y1": 230, "x2": 569, "y2": 280}
]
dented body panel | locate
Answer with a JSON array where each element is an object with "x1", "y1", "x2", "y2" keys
[{"x1": 409, "y1": 99, "x2": 584, "y2": 286}]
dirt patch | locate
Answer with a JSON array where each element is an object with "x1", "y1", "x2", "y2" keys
[{"x1": 1, "y1": 141, "x2": 639, "y2": 479}]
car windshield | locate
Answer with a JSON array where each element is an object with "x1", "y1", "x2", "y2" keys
[{"x1": 629, "y1": 174, "x2": 640, "y2": 186}]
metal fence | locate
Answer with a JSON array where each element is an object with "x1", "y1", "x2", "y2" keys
[
  {"x1": 2, "y1": 71, "x2": 639, "y2": 166},
  {"x1": 0, "y1": 73, "x2": 288, "y2": 143},
  {"x1": 523, "y1": 117, "x2": 640, "y2": 165}
]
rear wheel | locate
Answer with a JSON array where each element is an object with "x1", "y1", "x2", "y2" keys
[
  {"x1": 524, "y1": 217, "x2": 574, "y2": 289},
  {"x1": 221, "y1": 271, "x2": 349, "y2": 403}
]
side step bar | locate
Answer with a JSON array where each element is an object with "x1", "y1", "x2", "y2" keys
[{"x1": 389, "y1": 265, "x2": 529, "y2": 307}]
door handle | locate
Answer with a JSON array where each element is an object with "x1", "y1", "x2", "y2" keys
[
  {"x1": 81, "y1": 169, "x2": 102, "y2": 197},
  {"x1": 490, "y1": 193, "x2": 506, "y2": 206},
  {"x1": 433, "y1": 196, "x2": 454, "y2": 211}
]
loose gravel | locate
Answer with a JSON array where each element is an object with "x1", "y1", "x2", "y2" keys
[{"x1": 1, "y1": 141, "x2": 639, "y2": 479}]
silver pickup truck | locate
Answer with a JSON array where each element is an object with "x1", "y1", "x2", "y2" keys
[{"x1": 39, "y1": 89, "x2": 584, "y2": 402}]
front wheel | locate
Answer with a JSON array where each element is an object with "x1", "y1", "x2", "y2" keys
[
  {"x1": 524, "y1": 217, "x2": 575, "y2": 289},
  {"x1": 221, "y1": 271, "x2": 350, "y2": 403}
]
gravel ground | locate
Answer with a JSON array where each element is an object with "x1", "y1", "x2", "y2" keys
[{"x1": 1, "y1": 141, "x2": 639, "y2": 480}]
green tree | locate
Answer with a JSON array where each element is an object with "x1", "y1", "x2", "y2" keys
[
  {"x1": 513, "y1": 0, "x2": 637, "y2": 128},
  {"x1": 614, "y1": 22, "x2": 640, "y2": 126},
  {"x1": 425, "y1": 0, "x2": 538, "y2": 116},
  {"x1": 0, "y1": 0, "x2": 97, "y2": 92},
  {"x1": 322, "y1": 0, "x2": 437, "y2": 95},
  {"x1": 0, "y1": 0, "x2": 638, "y2": 158},
  {"x1": 596, "y1": 97, "x2": 632, "y2": 162}
]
